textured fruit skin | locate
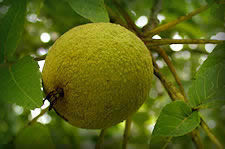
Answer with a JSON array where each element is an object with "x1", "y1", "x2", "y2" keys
[{"x1": 42, "y1": 23, "x2": 153, "y2": 129}]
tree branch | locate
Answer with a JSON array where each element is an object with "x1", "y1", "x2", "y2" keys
[
  {"x1": 142, "y1": 0, "x2": 163, "y2": 32},
  {"x1": 95, "y1": 129, "x2": 106, "y2": 149},
  {"x1": 151, "y1": 51, "x2": 206, "y2": 148},
  {"x1": 145, "y1": 39, "x2": 224, "y2": 47},
  {"x1": 153, "y1": 47, "x2": 188, "y2": 102},
  {"x1": 106, "y1": 2, "x2": 221, "y2": 148},
  {"x1": 34, "y1": 54, "x2": 46, "y2": 61},
  {"x1": 122, "y1": 117, "x2": 132, "y2": 149},
  {"x1": 154, "y1": 67, "x2": 179, "y2": 101},
  {"x1": 105, "y1": 5, "x2": 129, "y2": 29},
  {"x1": 200, "y1": 119, "x2": 223, "y2": 149},
  {"x1": 153, "y1": 65, "x2": 205, "y2": 149},
  {"x1": 112, "y1": 0, "x2": 142, "y2": 35},
  {"x1": 144, "y1": 5, "x2": 209, "y2": 37}
]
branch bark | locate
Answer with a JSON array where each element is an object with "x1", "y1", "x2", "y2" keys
[
  {"x1": 153, "y1": 47, "x2": 188, "y2": 102},
  {"x1": 150, "y1": 50, "x2": 204, "y2": 149},
  {"x1": 34, "y1": 54, "x2": 46, "y2": 61},
  {"x1": 112, "y1": 0, "x2": 142, "y2": 36},
  {"x1": 105, "y1": 5, "x2": 129, "y2": 29},
  {"x1": 152, "y1": 53, "x2": 223, "y2": 148},
  {"x1": 153, "y1": 67, "x2": 182, "y2": 101},
  {"x1": 142, "y1": 0, "x2": 163, "y2": 32}
]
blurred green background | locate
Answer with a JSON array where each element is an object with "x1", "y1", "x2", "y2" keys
[{"x1": 0, "y1": 0, "x2": 224, "y2": 148}]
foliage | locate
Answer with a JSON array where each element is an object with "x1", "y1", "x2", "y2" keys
[
  {"x1": 0, "y1": 56, "x2": 43, "y2": 109},
  {"x1": 152, "y1": 101, "x2": 200, "y2": 137},
  {"x1": 0, "y1": 0, "x2": 224, "y2": 148},
  {"x1": 188, "y1": 43, "x2": 225, "y2": 109}
]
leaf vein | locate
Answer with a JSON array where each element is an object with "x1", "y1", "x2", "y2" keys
[{"x1": 8, "y1": 65, "x2": 38, "y2": 106}]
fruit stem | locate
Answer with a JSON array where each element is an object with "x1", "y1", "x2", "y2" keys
[
  {"x1": 95, "y1": 129, "x2": 106, "y2": 149},
  {"x1": 43, "y1": 88, "x2": 64, "y2": 111},
  {"x1": 122, "y1": 117, "x2": 132, "y2": 149}
]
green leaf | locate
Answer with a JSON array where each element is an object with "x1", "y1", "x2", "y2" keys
[
  {"x1": 206, "y1": 0, "x2": 214, "y2": 4},
  {"x1": 0, "y1": 0, "x2": 27, "y2": 63},
  {"x1": 66, "y1": 0, "x2": 109, "y2": 23},
  {"x1": 0, "y1": 56, "x2": 43, "y2": 109},
  {"x1": 152, "y1": 101, "x2": 200, "y2": 137},
  {"x1": 206, "y1": 0, "x2": 219, "y2": 4},
  {"x1": 15, "y1": 123, "x2": 54, "y2": 147},
  {"x1": 188, "y1": 43, "x2": 225, "y2": 109}
]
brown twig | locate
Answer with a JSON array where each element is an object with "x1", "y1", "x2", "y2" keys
[
  {"x1": 152, "y1": 55, "x2": 184, "y2": 101},
  {"x1": 95, "y1": 129, "x2": 106, "y2": 149},
  {"x1": 142, "y1": 0, "x2": 163, "y2": 32},
  {"x1": 122, "y1": 117, "x2": 132, "y2": 149},
  {"x1": 154, "y1": 67, "x2": 177, "y2": 101},
  {"x1": 144, "y1": 5, "x2": 209, "y2": 37},
  {"x1": 151, "y1": 52, "x2": 205, "y2": 149},
  {"x1": 105, "y1": 5, "x2": 129, "y2": 29},
  {"x1": 200, "y1": 119, "x2": 223, "y2": 149},
  {"x1": 151, "y1": 51, "x2": 223, "y2": 149},
  {"x1": 107, "y1": 1, "x2": 221, "y2": 148},
  {"x1": 34, "y1": 54, "x2": 46, "y2": 61},
  {"x1": 145, "y1": 39, "x2": 224, "y2": 47},
  {"x1": 112, "y1": 0, "x2": 142, "y2": 35},
  {"x1": 153, "y1": 65, "x2": 204, "y2": 149},
  {"x1": 153, "y1": 47, "x2": 188, "y2": 102}
]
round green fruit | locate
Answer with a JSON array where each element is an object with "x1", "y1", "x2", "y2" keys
[{"x1": 42, "y1": 23, "x2": 153, "y2": 129}]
